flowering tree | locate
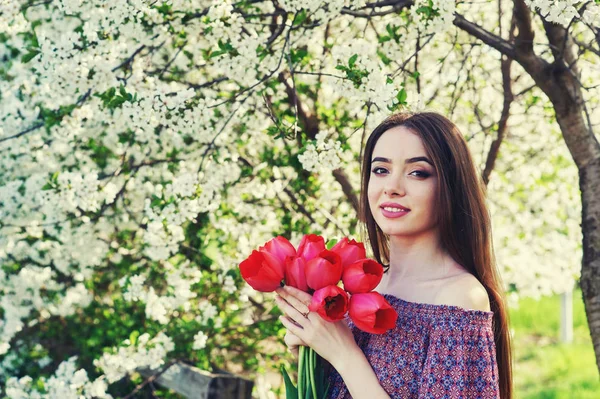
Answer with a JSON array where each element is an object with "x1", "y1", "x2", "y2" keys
[{"x1": 1, "y1": 0, "x2": 600, "y2": 397}]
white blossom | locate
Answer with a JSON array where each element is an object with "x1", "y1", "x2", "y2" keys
[
  {"x1": 192, "y1": 331, "x2": 208, "y2": 350},
  {"x1": 94, "y1": 332, "x2": 174, "y2": 383}
]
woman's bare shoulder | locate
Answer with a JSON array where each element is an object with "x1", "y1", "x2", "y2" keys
[{"x1": 433, "y1": 272, "x2": 491, "y2": 312}]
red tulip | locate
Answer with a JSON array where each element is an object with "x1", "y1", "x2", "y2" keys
[
  {"x1": 284, "y1": 255, "x2": 309, "y2": 292},
  {"x1": 260, "y1": 236, "x2": 296, "y2": 265},
  {"x1": 342, "y1": 259, "x2": 384, "y2": 294},
  {"x1": 349, "y1": 292, "x2": 398, "y2": 334},
  {"x1": 309, "y1": 285, "x2": 349, "y2": 322},
  {"x1": 239, "y1": 250, "x2": 284, "y2": 292},
  {"x1": 330, "y1": 238, "x2": 367, "y2": 269},
  {"x1": 305, "y1": 249, "x2": 343, "y2": 291},
  {"x1": 297, "y1": 234, "x2": 326, "y2": 262}
]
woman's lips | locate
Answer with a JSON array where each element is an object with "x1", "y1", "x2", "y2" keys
[{"x1": 380, "y1": 207, "x2": 410, "y2": 218}]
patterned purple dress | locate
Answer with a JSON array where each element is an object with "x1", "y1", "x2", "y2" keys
[{"x1": 328, "y1": 293, "x2": 500, "y2": 399}]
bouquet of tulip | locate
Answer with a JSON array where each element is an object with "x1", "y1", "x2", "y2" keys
[{"x1": 238, "y1": 234, "x2": 398, "y2": 399}]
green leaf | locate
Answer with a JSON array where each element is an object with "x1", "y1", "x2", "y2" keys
[
  {"x1": 21, "y1": 50, "x2": 40, "y2": 63},
  {"x1": 293, "y1": 10, "x2": 307, "y2": 26},
  {"x1": 396, "y1": 88, "x2": 407, "y2": 104},
  {"x1": 348, "y1": 54, "x2": 358, "y2": 68},
  {"x1": 326, "y1": 239, "x2": 338, "y2": 249},
  {"x1": 281, "y1": 365, "x2": 298, "y2": 399},
  {"x1": 307, "y1": 352, "x2": 329, "y2": 398},
  {"x1": 291, "y1": 48, "x2": 309, "y2": 65},
  {"x1": 130, "y1": 330, "x2": 140, "y2": 346},
  {"x1": 378, "y1": 50, "x2": 392, "y2": 66},
  {"x1": 415, "y1": 6, "x2": 431, "y2": 16},
  {"x1": 386, "y1": 76, "x2": 394, "y2": 84}
]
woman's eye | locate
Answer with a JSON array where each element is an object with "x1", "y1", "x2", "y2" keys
[
  {"x1": 371, "y1": 167, "x2": 387, "y2": 175},
  {"x1": 410, "y1": 170, "x2": 430, "y2": 178}
]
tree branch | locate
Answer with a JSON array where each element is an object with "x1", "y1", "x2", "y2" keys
[
  {"x1": 157, "y1": 41, "x2": 187, "y2": 78},
  {"x1": 483, "y1": 11, "x2": 516, "y2": 185},
  {"x1": 483, "y1": 55, "x2": 514, "y2": 186},
  {"x1": 265, "y1": 7, "x2": 287, "y2": 49},
  {"x1": 0, "y1": 122, "x2": 44, "y2": 144},
  {"x1": 278, "y1": 72, "x2": 319, "y2": 138},
  {"x1": 279, "y1": 71, "x2": 360, "y2": 213},
  {"x1": 0, "y1": 89, "x2": 92, "y2": 144},
  {"x1": 573, "y1": 36, "x2": 600, "y2": 57},
  {"x1": 341, "y1": 1, "x2": 412, "y2": 18},
  {"x1": 332, "y1": 168, "x2": 359, "y2": 214},
  {"x1": 512, "y1": 0, "x2": 535, "y2": 55},
  {"x1": 453, "y1": 13, "x2": 517, "y2": 60},
  {"x1": 543, "y1": 20, "x2": 580, "y2": 80}
]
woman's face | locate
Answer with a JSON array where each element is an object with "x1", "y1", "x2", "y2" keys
[{"x1": 367, "y1": 126, "x2": 438, "y2": 238}]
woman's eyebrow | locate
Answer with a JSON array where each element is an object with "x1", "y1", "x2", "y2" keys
[{"x1": 371, "y1": 156, "x2": 433, "y2": 166}]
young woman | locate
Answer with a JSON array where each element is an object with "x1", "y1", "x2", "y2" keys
[{"x1": 275, "y1": 112, "x2": 512, "y2": 398}]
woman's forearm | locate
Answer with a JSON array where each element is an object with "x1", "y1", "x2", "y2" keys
[{"x1": 332, "y1": 346, "x2": 391, "y2": 399}]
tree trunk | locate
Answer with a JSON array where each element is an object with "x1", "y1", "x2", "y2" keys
[
  {"x1": 535, "y1": 22, "x2": 600, "y2": 371},
  {"x1": 498, "y1": 10, "x2": 600, "y2": 369},
  {"x1": 579, "y1": 155, "x2": 600, "y2": 371},
  {"x1": 552, "y1": 104, "x2": 600, "y2": 371}
]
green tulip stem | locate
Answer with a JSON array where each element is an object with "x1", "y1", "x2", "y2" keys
[
  {"x1": 298, "y1": 345, "x2": 305, "y2": 397},
  {"x1": 309, "y1": 348, "x2": 317, "y2": 399}
]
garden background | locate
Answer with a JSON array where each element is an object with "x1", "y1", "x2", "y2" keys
[{"x1": 1, "y1": 0, "x2": 600, "y2": 398}]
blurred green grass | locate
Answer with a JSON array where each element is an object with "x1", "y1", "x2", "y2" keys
[{"x1": 510, "y1": 288, "x2": 600, "y2": 398}]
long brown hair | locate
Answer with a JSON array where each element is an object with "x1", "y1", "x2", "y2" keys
[{"x1": 358, "y1": 112, "x2": 512, "y2": 399}]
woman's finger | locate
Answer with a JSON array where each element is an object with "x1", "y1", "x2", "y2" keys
[
  {"x1": 284, "y1": 331, "x2": 306, "y2": 358},
  {"x1": 275, "y1": 295, "x2": 309, "y2": 326},
  {"x1": 276, "y1": 287, "x2": 311, "y2": 316},
  {"x1": 282, "y1": 285, "x2": 313, "y2": 305},
  {"x1": 279, "y1": 314, "x2": 305, "y2": 340},
  {"x1": 284, "y1": 330, "x2": 306, "y2": 348}
]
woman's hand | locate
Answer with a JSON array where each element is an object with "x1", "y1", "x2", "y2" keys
[
  {"x1": 282, "y1": 328, "x2": 306, "y2": 359},
  {"x1": 274, "y1": 285, "x2": 357, "y2": 368}
]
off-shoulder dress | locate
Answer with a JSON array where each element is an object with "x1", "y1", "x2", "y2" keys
[{"x1": 327, "y1": 293, "x2": 500, "y2": 399}]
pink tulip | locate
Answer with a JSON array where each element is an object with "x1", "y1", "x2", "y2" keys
[
  {"x1": 239, "y1": 250, "x2": 284, "y2": 292},
  {"x1": 349, "y1": 292, "x2": 398, "y2": 334},
  {"x1": 342, "y1": 259, "x2": 384, "y2": 294},
  {"x1": 309, "y1": 285, "x2": 349, "y2": 322},
  {"x1": 305, "y1": 249, "x2": 343, "y2": 291},
  {"x1": 296, "y1": 234, "x2": 326, "y2": 262},
  {"x1": 260, "y1": 236, "x2": 296, "y2": 265},
  {"x1": 331, "y1": 237, "x2": 367, "y2": 269},
  {"x1": 284, "y1": 256, "x2": 309, "y2": 292}
]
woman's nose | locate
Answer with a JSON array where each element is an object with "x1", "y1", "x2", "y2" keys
[{"x1": 384, "y1": 175, "x2": 406, "y2": 197}]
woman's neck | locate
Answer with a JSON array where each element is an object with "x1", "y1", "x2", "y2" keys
[{"x1": 385, "y1": 229, "x2": 454, "y2": 282}]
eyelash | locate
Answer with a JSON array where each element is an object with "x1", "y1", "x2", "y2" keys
[{"x1": 371, "y1": 167, "x2": 431, "y2": 178}]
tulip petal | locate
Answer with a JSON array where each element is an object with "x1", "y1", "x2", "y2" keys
[
  {"x1": 285, "y1": 255, "x2": 308, "y2": 292},
  {"x1": 331, "y1": 238, "x2": 367, "y2": 269},
  {"x1": 305, "y1": 250, "x2": 343, "y2": 291},
  {"x1": 297, "y1": 234, "x2": 326, "y2": 262},
  {"x1": 309, "y1": 285, "x2": 349, "y2": 322},
  {"x1": 349, "y1": 292, "x2": 398, "y2": 334},
  {"x1": 342, "y1": 259, "x2": 384, "y2": 294},
  {"x1": 239, "y1": 250, "x2": 284, "y2": 292},
  {"x1": 261, "y1": 236, "x2": 297, "y2": 265}
]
